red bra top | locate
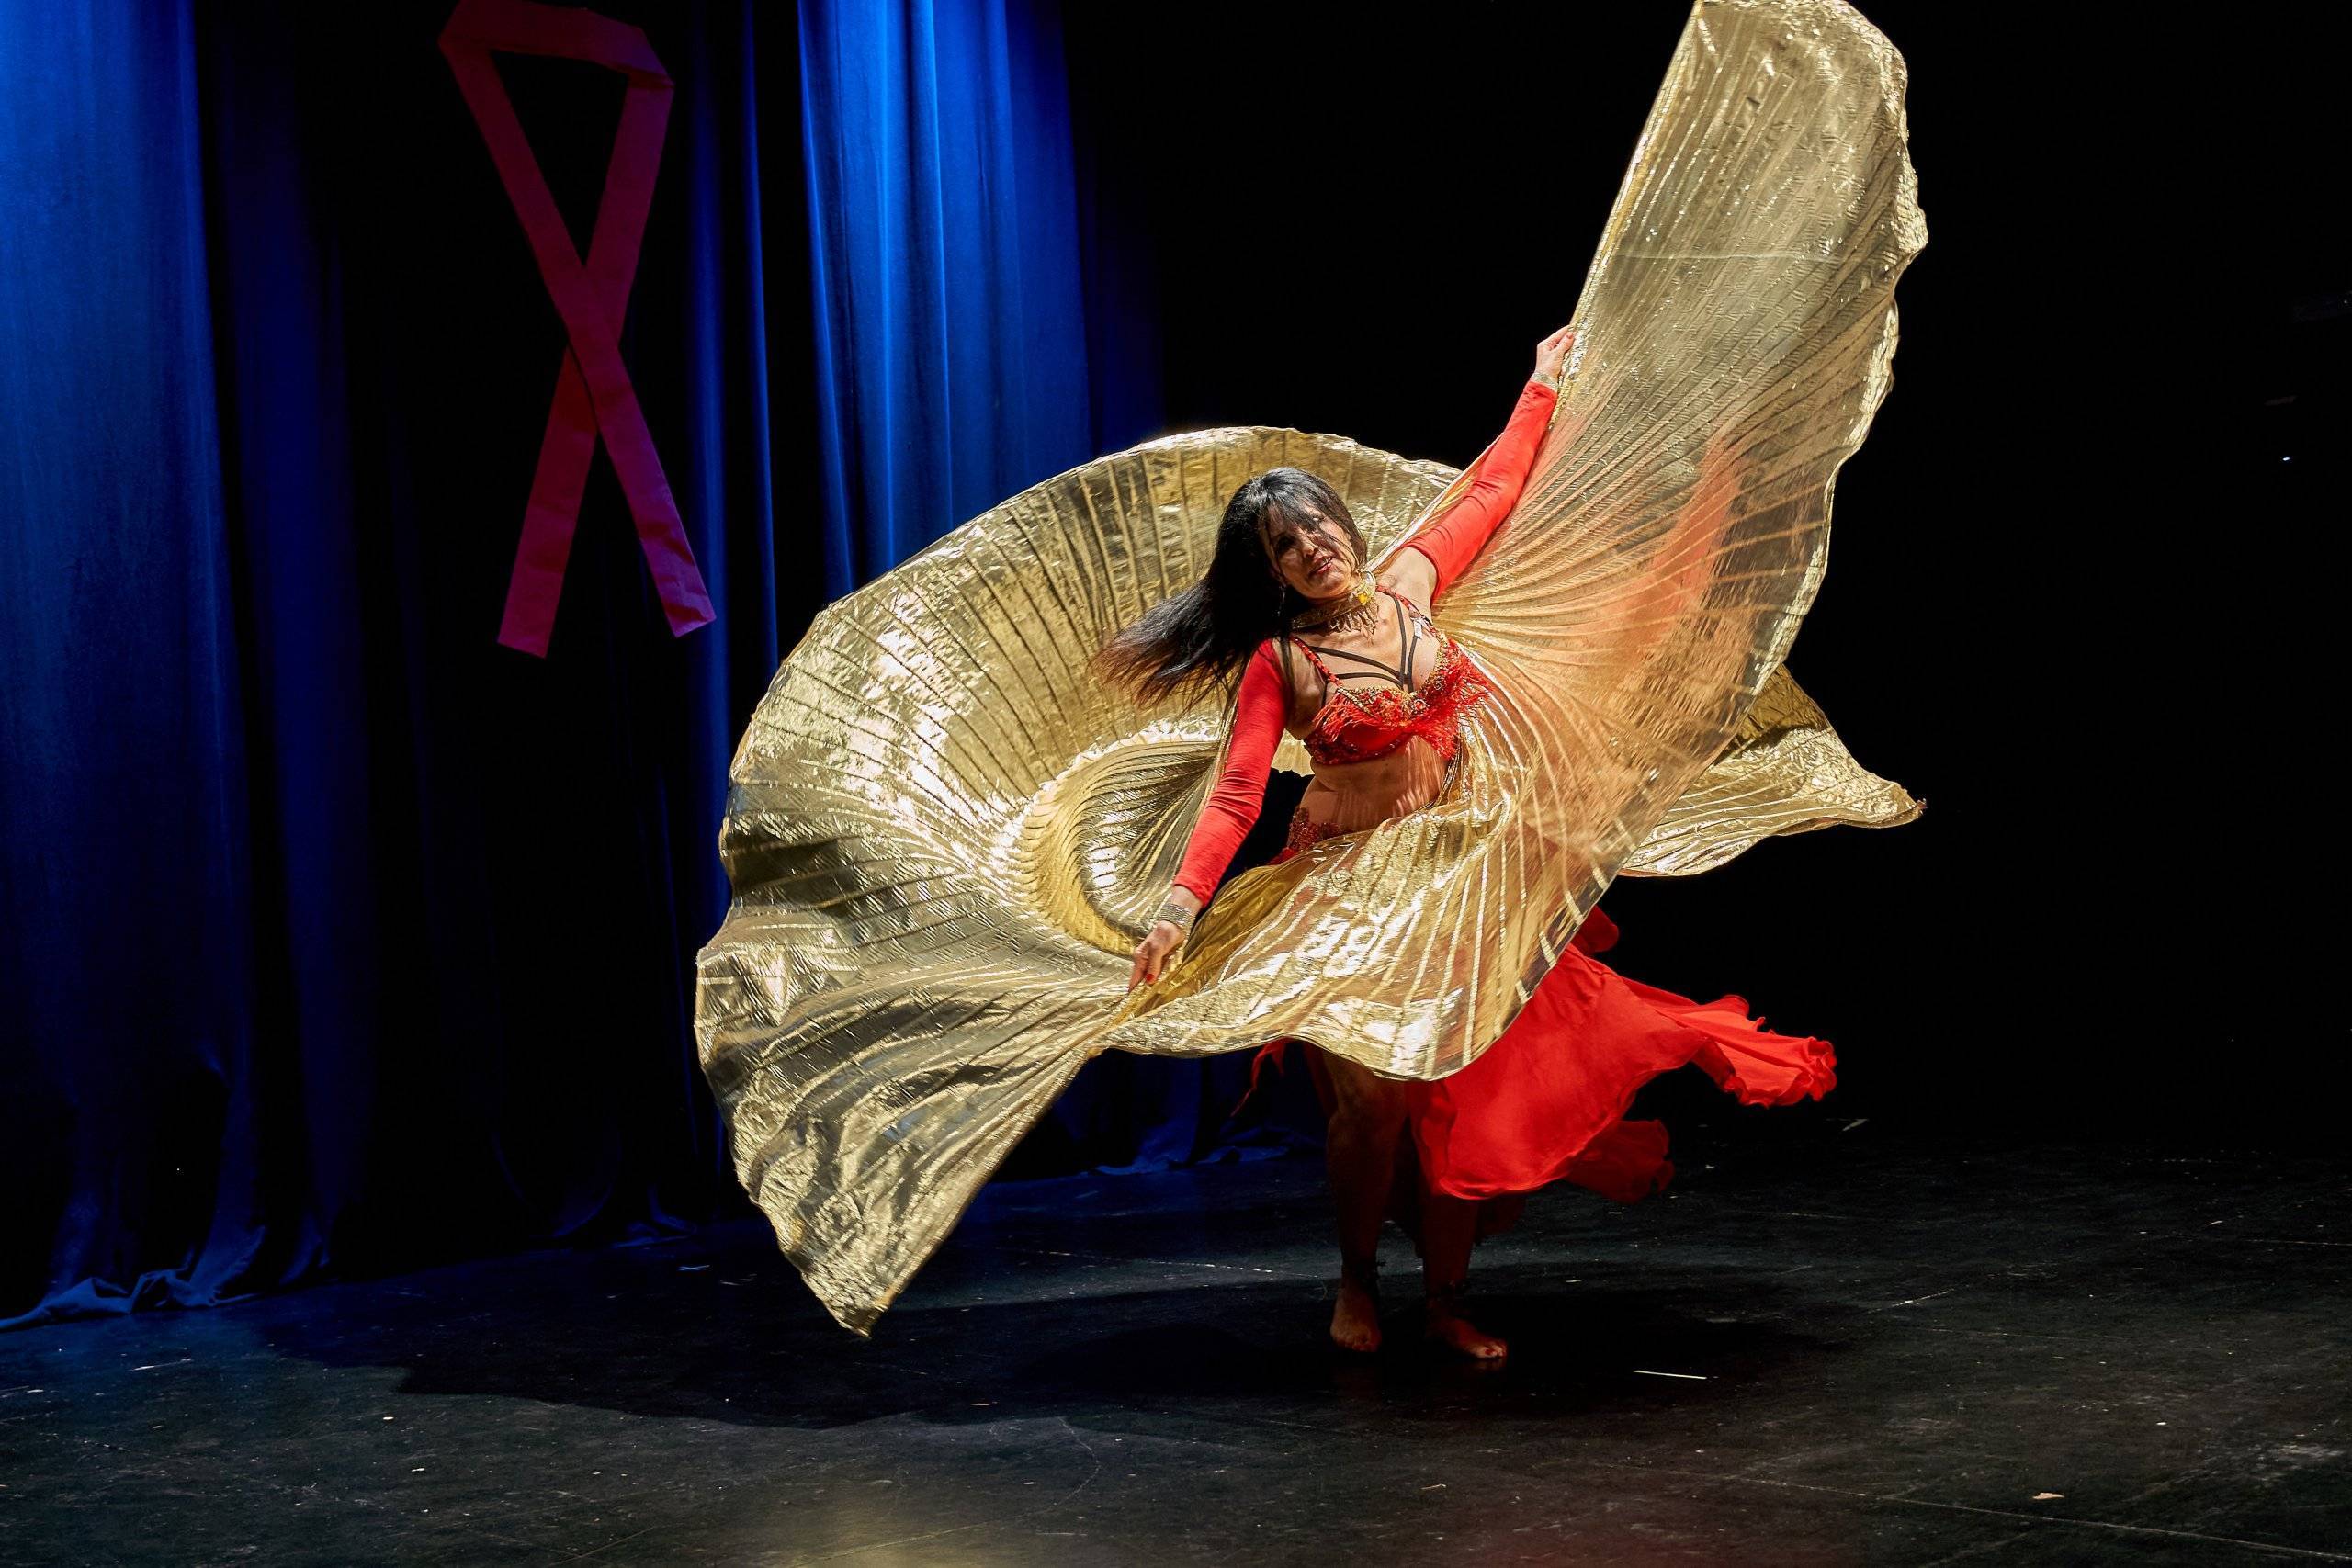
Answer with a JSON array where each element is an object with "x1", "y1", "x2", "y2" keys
[{"x1": 1283, "y1": 585, "x2": 1494, "y2": 769}]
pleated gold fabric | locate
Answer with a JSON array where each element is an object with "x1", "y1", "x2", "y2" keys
[{"x1": 697, "y1": 0, "x2": 1927, "y2": 1333}]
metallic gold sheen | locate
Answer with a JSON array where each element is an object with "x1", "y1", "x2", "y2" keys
[
  {"x1": 1621, "y1": 663, "x2": 1920, "y2": 876},
  {"x1": 696, "y1": 0, "x2": 1926, "y2": 1334}
]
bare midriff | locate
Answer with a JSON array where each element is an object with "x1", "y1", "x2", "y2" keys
[{"x1": 1295, "y1": 730, "x2": 1451, "y2": 836}]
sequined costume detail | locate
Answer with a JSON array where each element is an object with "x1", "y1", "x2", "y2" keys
[{"x1": 1290, "y1": 589, "x2": 1496, "y2": 769}]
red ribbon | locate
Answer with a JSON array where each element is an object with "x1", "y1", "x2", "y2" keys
[{"x1": 438, "y1": 0, "x2": 714, "y2": 656}]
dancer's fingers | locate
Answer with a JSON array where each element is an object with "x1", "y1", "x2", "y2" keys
[{"x1": 1129, "y1": 929, "x2": 1184, "y2": 991}]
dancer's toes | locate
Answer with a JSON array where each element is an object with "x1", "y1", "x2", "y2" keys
[
  {"x1": 1329, "y1": 1276, "x2": 1382, "y2": 1353},
  {"x1": 1424, "y1": 1303, "x2": 1507, "y2": 1361}
]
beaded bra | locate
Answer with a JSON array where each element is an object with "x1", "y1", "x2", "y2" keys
[{"x1": 1280, "y1": 584, "x2": 1494, "y2": 769}]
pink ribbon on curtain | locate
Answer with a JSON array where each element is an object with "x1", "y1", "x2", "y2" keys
[{"x1": 438, "y1": 0, "x2": 714, "y2": 656}]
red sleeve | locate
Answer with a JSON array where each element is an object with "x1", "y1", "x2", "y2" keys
[
  {"x1": 1395, "y1": 378, "x2": 1558, "y2": 601},
  {"x1": 1170, "y1": 644, "x2": 1289, "y2": 906}
]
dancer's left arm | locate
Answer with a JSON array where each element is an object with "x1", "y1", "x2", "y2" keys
[{"x1": 1381, "y1": 326, "x2": 1575, "y2": 608}]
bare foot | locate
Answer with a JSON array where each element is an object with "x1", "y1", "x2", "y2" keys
[
  {"x1": 1329, "y1": 1271, "x2": 1382, "y2": 1353},
  {"x1": 1424, "y1": 1298, "x2": 1507, "y2": 1361}
]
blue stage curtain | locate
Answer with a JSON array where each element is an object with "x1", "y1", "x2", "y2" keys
[
  {"x1": 0, "y1": 0, "x2": 818, "y2": 1328},
  {"x1": 0, "y1": 0, "x2": 1300, "y2": 1331},
  {"x1": 798, "y1": 0, "x2": 1095, "y2": 591},
  {"x1": 0, "y1": 0, "x2": 262, "y2": 1323}
]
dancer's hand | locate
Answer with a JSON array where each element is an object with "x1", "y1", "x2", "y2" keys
[
  {"x1": 1129, "y1": 920, "x2": 1187, "y2": 992},
  {"x1": 1533, "y1": 325, "x2": 1577, "y2": 386}
]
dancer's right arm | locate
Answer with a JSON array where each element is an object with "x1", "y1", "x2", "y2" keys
[{"x1": 1130, "y1": 644, "x2": 1290, "y2": 989}]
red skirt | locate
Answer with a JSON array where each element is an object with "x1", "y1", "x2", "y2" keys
[{"x1": 1241, "y1": 840, "x2": 1836, "y2": 1235}]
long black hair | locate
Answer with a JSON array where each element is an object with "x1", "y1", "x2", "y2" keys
[{"x1": 1092, "y1": 466, "x2": 1367, "y2": 709}]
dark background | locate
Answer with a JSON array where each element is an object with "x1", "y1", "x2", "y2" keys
[
  {"x1": 1, "y1": 0, "x2": 2338, "y2": 1328},
  {"x1": 1063, "y1": 0, "x2": 2345, "y2": 1134}
]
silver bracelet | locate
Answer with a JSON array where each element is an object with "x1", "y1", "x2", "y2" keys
[{"x1": 1154, "y1": 897, "x2": 1197, "y2": 934}]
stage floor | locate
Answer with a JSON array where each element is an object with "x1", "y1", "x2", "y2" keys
[{"x1": 3, "y1": 1123, "x2": 2346, "y2": 1565}]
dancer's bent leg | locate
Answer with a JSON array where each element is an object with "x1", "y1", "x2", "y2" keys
[
  {"x1": 1419, "y1": 1187, "x2": 1508, "y2": 1360},
  {"x1": 1314, "y1": 1048, "x2": 1407, "y2": 1352}
]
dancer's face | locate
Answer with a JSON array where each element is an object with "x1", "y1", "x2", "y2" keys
[{"x1": 1261, "y1": 506, "x2": 1356, "y2": 602}]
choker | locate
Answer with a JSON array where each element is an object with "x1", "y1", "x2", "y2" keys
[{"x1": 1288, "y1": 570, "x2": 1380, "y2": 636}]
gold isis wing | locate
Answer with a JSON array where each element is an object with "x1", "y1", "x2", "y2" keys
[{"x1": 697, "y1": 0, "x2": 1927, "y2": 1333}]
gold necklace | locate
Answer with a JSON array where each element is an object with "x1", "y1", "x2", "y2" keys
[{"x1": 1288, "y1": 570, "x2": 1380, "y2": 637}]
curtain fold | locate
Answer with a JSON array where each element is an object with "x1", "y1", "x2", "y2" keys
[
  {"x1": 798, "y1": 0, "x2": 1099, "y2": 592},
  {"x1": 0, "y1": 0, "x2": 259, "y2": 1321}
]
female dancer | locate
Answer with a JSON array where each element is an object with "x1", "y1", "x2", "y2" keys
[
  {"x1": 697, "y1": 0, "x2": 1914, "y2": 1346},
  {"x1": 1096, "y1": 326, "x2": 1836, "y2": 1361}
]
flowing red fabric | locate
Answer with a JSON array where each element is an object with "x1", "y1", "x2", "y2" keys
[{"x1": 1242, "y1": 879, "x2": 1837, "y2": 1216}]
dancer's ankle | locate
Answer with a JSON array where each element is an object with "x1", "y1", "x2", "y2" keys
[
  {"x1": 1421, "y1": 1275, "x2": 1505, "y2": 1358},
  {"x1": 1329, "y1": 1253, "x2": 1384, "y2": 1352}
]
